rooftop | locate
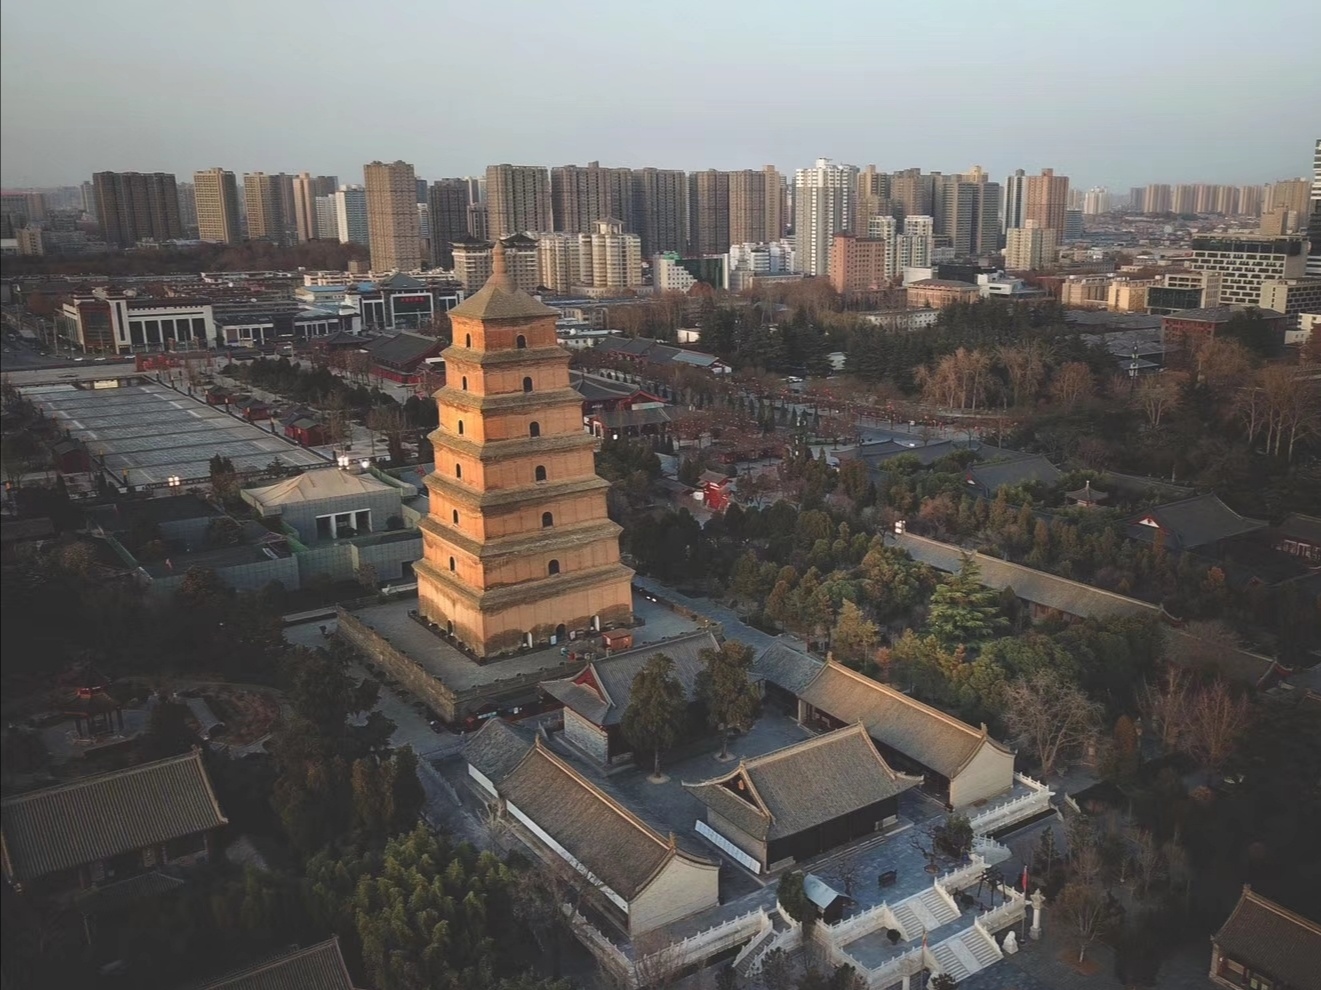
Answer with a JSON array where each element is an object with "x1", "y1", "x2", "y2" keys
[
  {"x1": 966, "y1": 453, "x2": 1063, "y2": 493},
  {"x1": 244, "y1": 467, "x2": 394, "y2": 507},
  {"x1": 1212, "y1": 885, "x2": 1321, "y2": 990},
  {"x1": 191, "y1": 937, "x2": 355, "y2": 990},
  {"x1": 683, "y1": 723, "x2": 920, "y2": 841},
  {"x1": 366, "y1": 330, "x2": 443, "y2": 367},
  {"x1": 448, "y1": 248, "x2": 557, "y2": 321},
  {"x1": 1127, "y1": 493, "x2": 1266, "y2": 550},
  {"x1": 0, "y1": 751, "x2": 227, "y2": 883},
  {"x1": 1164, "y1": 305, "x2": 1285, "y2": 323}
]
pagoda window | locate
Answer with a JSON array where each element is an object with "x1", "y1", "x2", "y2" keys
[
  {"x1": 529, "y1": 421, "x2": 540, "y2": 437},
  {"x1": 548, "y1": 559, "x2": 561, "y2": 576},
  {"x1": 461, "y1": 375, "x2": 468, "y2": 391},
  {"x1": 457, "y1": 420, "x2": 465, "y2": 435},
  {"x1": 542, "y1": 512, "x2": 554, "y2": 528},
  {"x1": 465, "y1": 333, "x2": 471, "y2": 347},
  {"x1": 452, "y1": 509, "x2": 460, "y2": 525},
  {"x1": 522, "y1": 376, "x2": 533, "y2": 393},
  {"x1": 455, "y1": 463, "x2": 462, "y2": 479},
  {"x1": 516, "y1": 334, "x2": 527, "y2": 349},
  {"x1": 449, "y1": 557, "x2": 456, "y2": 572},
  {"x1": 535, "y1": 465, "x2": 547, "y2": 482}
]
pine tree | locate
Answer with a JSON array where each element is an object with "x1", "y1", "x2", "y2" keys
[
  {"x1": 695, "y1": 642, "x2": 760, "y2": 759},
  {"x1": 926, "y1": 556, "x2": 1008, "y2": 646},
  {"x1": 621, "y1": 654, "x2": 688, "y2": 779}
]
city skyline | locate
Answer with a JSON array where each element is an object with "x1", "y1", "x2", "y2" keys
[{"x1": 2, "y1": 0, "x2": 1317, "y2": 190}]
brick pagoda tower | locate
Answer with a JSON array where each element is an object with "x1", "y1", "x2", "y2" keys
[{"x1": 416, "y1": 245, "x2": 634, "y2": 658}]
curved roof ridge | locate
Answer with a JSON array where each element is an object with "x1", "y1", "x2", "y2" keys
[{"x1": 814, "y1": 659, "x2": 983, "y2": 739}]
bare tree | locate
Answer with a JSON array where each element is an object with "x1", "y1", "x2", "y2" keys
[
  {"x1": 1187, "y1": 679, "x2": 1253, "y2": 773},
  {"x1": 998, "y1": 341, "x2": 1049, "y2": 409},
  {"x1": 1138, "y1": 662, "x2": 1197, "y2": 751},
  {"x1": 632, "y1": 926, "x2": 684, "y2": 990},
  {"x1": 1003, "y1": 670, "x2": 1103, "y2": 776},
  {"x1": 1259, "y1": 364, "x2": 1319, "y2": 462},
  {"x1": 1048, "y1": 361, "x2": 1095, "y2": 409},
  {"x1": 1135, "y1": 373, "x2": 1180, "y2": 428},
  {"x1": 1058, "y1": 881, "x2": 1113, "y2": 963},
  {"x1": 1131, "y1": 827, "x2": 1164, "y2": 899}
]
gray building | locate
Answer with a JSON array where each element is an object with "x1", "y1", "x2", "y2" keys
[{"x1": 242, "y1": 467, "x2": 404, "y2": 544}]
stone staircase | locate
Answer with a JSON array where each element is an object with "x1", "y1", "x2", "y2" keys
[
  {"x1": 930, "y1": 925, "x2": 1002, "y2": 982},
  {"x1": 733, "y1": 924, "x2": 777, "y2": 978},
  {"x1": 890, "y1": 886, "x2": 959, "y2": 940}
]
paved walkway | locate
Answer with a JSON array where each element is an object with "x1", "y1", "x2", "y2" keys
[{"x1": 631, "y1": 576, "x2": 810, "y2": 656}]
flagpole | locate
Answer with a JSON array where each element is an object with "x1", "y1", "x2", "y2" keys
[{"x1": 1020, "y1": 863, "x2": 1029, "y2": 941}]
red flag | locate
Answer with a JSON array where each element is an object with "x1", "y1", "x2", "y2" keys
[
  {"x1": 165, "y1": 559, "x2": 173, "y2": 572},
  {"x1": 1021, "y1": 865, "x2": 1029, "y2": 893}
]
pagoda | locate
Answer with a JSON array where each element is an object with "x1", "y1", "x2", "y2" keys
[{"x1": 416, "y1": 245, "x2": 634, "y2": 659}]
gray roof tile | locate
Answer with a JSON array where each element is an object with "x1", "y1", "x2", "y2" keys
[
  {"x1": 191, "y1": 938, "x2": 355, "y2": 990},
  {"x1": 1212, "y1": 886, "x2": 1321, "y2": 990}
]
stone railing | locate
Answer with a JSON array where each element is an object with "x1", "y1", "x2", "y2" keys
[
  {"x1": 973, "y1": 835, "x2": 1012, "y2": 864},
  {"x1": 967, "y1": 783, "x2": 1053, "y2": 836},
  {"x1": 1016, "y1": 771, "x2": 1050, "y2": 792},
  {"x1": 743, "y1": 923, "x2": 803, "y2": 976},
  {"x1": 634, "y1": 906, "x2": 768, "y2": 979},
  {"x1": 976, "y1": 886, "x2": 1026, "y2": 935},
  {"x1": 821, "y1": 899, "x2": 894, "y2": 944},
  {"x1": 565, "y1": 907, "x2": 632, "y2": 982},
  {"x1": 730, "y1": 914, "x2": 776, "y2": 971},
  {"x1": 865, "y1": 945, "x2": 928, "y2": 990},
  {"x1": 935, "y1": 854, "x2": 986, "y2": 895}
]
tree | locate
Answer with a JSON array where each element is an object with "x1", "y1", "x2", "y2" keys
[
  {"x1": 1134, "y1": 374, "x2": 1179, "y2": 429},
  {"x1": 929, "y1": 975, "x2": 959, "y2": 990},
  {"x1": 830, "y1": 601, "x2": 879, "y2": 669},
  {"x1": 1138, "y1": 664, "x2": 1197, "y2": 751},
  {"x1": 205, "y1": 515, "x2": 243, "y2": 548},
  {"x1": 367, "y1": 402, "x2": 409, "y2": 463},
  {"x1": 1057, "y1": 881, "x2": 1116, "y2": 964},
  {"x1": 776, "y1": 871, "x2": 819, "y2": 928},
  {"x1": 1049, "y1": 362, "x2": 1095, "y2": 409},
  {"x1": 1186, "y1": 679, "x2": 1253, "y2": 773},
  {"x1": 1003, "y1": 669, "x2": 1102, "y2": 776},
  {"x1": 621, "y1": 653, "x2": 688, "y2": 780},
  {"x1": 695, "y1": 642, "x2": 760, "y2": 760},
  {"x1": 208, "y1": 453, "x2": 239, "y2": 503},
  {"x1": 926, "y1": 556, "x2": 1007, "y2": 647}
]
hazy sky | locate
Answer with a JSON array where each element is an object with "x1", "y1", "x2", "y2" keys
[{"x1": 3, "y1": 0, "x2": 1318, "y2": 191}]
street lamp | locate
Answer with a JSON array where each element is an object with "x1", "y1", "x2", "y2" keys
[
  {"x1": 167, "y1": 475, "x2": 182, "y2": 488},
  {"x1": 336, "y1": 454, "x2": 351, "y2": 469}
]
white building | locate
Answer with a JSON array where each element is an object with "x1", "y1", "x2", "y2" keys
[
  {"x1": 537, "y1": 232, "x2": 579, "y2": 294},
  {"x1": 865, "y1": 216, "x2": 899, "y2": 278},
  {"x1": 1003, "y1": 169, "x2": 1026, "y2": 233},
  {"x1": 334, "y1": 184, "x2": 369, "y2": 247},
  {"x1": 653, "y1": 252, "x2": 728, "y2": 291},
  {"x1": 580, "y1": 219, "x2": 642, "y2": 290},
  {"x1": 793, "y1": 158, "x2": 858, "y2": 276},
  {"x1": 895, "y1": 215, "x2": 934, "y2": 271},
  {"x1": 728, "y1": 239, "x2": 796, "y2": 288},
  {"x1": 1083, "y1": 187, "x2": 1108, "y2": 215},
  {"x1": 1187, "y1": 234, "x2": 1308, "y2": 306}
]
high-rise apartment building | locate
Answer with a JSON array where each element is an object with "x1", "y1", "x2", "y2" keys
[
  {"x1": 727, "y1": 167, "x2": 785, "y2": 246},
  {"x1": 1214, "y1": 186, "x2": 1240, "y2": 215},
  {"x1": 177, "y1": 182, "x2": 197, "y2": 235},
  {"x1": 92, "y1": 171, "x2": 183, "y2": 247},
  {"x1": 866, "y1": 215, "x2": 899, "y2": 279},
  {"x1": 1005, "y1": 220, "x2": 1057, "y2": 271},
  {"x1": 485, "y1": 164, "x2": 551, "y2": 238},
  {"x1": 428, "y1": 179, "x2": 471, "y2": 269},
  {"x1": 631, "y1": 168, "x2": 686, "y2": 257},
  {"x1": 895, "y1": 215, "x2": 934, "y2": 271},
  {"x1": 467, "y1": 204, "x2": 488, "y2": 241},
  {"x1": 1172, "y1": 185, "x2": 1197, "y2": 214},
  {"x1": 935, "y1": 168, "x2": 1001, "y2": 257},
  {"x1": 243, "y1": 172, "x2": 287, "y2": 244},
  {"x1": 452, "y1": 239, "x2": 494, "y2": 292},
  {"x1": 1082, "y1": 187, "x2": 1108, "y2": 215},
  {"x1": 1237, "y1": 185, "x2": 1263, "y2": 217},
  {"x1": 828, "y1": 234, "x2": 888, "y2": 294},
  {"x1": 1308, "y1": 138, "x2": 1321, "y2": 277},
  {"x1": 1128, "y1": 187, "x2": 1144, "y2": 212},
  {"x1": 193, "y1": 168, "x2": 241, "y2": 245},
  {"x1": 364, "y1": 161, "x2": 422, "y2": 271},
  {"x1": 890, "y1": 168, "x2": 934, "y2": 220},
  {"x1": 687, "y1": 170, "x2": 731, "y2": 255},
  {"x1": 334, "y1": 184, "x2": 369, "y2": 247},
  {"x1": 81, "y1": 181, "x2": 97, "y2": 217},
  {"x1": 464, "y1": 176, "x2": 486, "y2": 205},
  {"x1": 1024, "y1": 168, "x2": 1069, "y2": 241},
  {"x1": 1264, "y1": 178, "x2": 1310, "y2": 226},
  {"x1": 1187, "y1": 234, "x2": 1308, "y2": 306},
  {"x1": 1003, "y1": 170, "x2": 1027, "y2": 233},
  {"x1": 415, "y1": 250, "x2": 633, "y2": 657},
  {"x1": 580, "y1": 219, "x2": 642, "y2": 289},
  {"x1": 292, "y1": 173, "x2": 338, "y2": 241},
  {"x1": 1142, "y1": 184, "x2": 1173, "y2": 214},
  {"x1": 550, "y1": 162, "x2": 633, "y2": 235},
  {"x1": 315, "y1": 197, "x2": 337, "y2": 246},
  {"x1": 794, "y1": 158, "x2": 858, "y2": 276},
  {"x1": 536, "y1": 233, "x2": 580, "y2": 294},
  {"x1": 854, "y1": 165, "x2": 892, "y2": 236}
]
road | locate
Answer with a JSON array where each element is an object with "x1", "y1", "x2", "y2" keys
[{"x1": 630, "y1": 575, "x2": 810, "y2": 656}]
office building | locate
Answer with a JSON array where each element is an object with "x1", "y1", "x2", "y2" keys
[
  {"x1": 1023, "y1": 168, "x2": 1069, "y2": 240},
  {"x1": 1082, "y1": 187, "x2": 1108, "y2": 215},
  {"x1": 243, "y1": 172, "x2": 287, "y2": 244},
  {"x1": 428, "y1": 179, "x2": 470, "y2": 269},
  {"x1": 334, "y1": 184, "x2": 369, "y2": 247},
  {"x1": 485, "y1": 164, "x2": 551, "y2": 238},
  {"x1": 1146, "y1": 271, "x2": 1222, "y2": 315},
  {"x1": 415, "y1": 250, "x2": 633, "y2": 658},
  {"x1": 687, "y1": 170, "x2": 731, "y2": 255},
  {"x1": 1003, "y1": 169, "x2": 1027, "y2": 233},
  {"x1": 315, "y1": 196, "x2": 337, "y2": 247},
  {"x1": 1258, "y1": 277, "x2": 1321, "y2": 330},
  {"x1": 631, "y1": 167, "x2": 686, "y2": 257},
  {"x1": 1309, "y1": 138, "x2": 1321, "y2": 277},
  {"x1": 794, "y1": 158, "x2": 858, "y2": 276},
  {"x1": 92, "y1": 171, "x2": 183, "y2": 247},
  {"x1": 364, "y1": 161, "x2": 422, "y2": 271},
  {"x1": 193, "y1": 168, "x2": 241, "y2": 245},
  {"x1": 1187, "y1": 235, "x2": 1308, "y2": 306},
  {"x1": 828, "y1": 234, "x2": 888, "y2": 294},
  {"x1": 453, "y1": 239, "x2": 494, "y2": 292},
  {"x1": 550, "y1": 162, "x2": 633, "y2": 234},
  {"x1": 728, "y1": 166, "x2": 785, "y2": 246},
  {"x1": 580, "y1": 218, "x2": 642, "y2": 289},
  {"x1": 1064, "y1": 210, "x2": 1085, "y2": 242},
  {"x1": 1005, "y1": 220, "x2": 1057, "y2": 271}
]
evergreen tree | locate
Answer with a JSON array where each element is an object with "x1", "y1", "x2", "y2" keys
[
  {"x1": 695, "y1": 642, "x2": 761, "y2": 759},
  {"x1": 621, "y1": 654, "x2": 688, "y2": 779},
  {"x1": 926, "y1": 556, "x2": 1008, "y2": 647}
]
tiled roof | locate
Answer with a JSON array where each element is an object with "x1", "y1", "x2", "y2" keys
[
  {"x1": 966, "y1": 454, "x2": 1062, "y2": 492},
  {"x1": 1212, "y1": 886, "x2": 1321, "y2": 990},
  {"x1": 365, "y1": 331, "x2": 442, "y2": 367},
  {"x1": 464, "y1": 718, "x2": 536, "y2": 786},
  {"x1": 891, "y1": 532, "x2": 1159, "y2": 622},
  {"x1": 796, "y1": 661, "x2": 1009, "y2": 779},
  {"x1": 910, "y1": 278, "x2": 979, "y2": 289},
  {"x1": 1, "y1": 751, "x2": 227, "y2": 883},
  {"x1": 1276, "y1": 513, "x2": 1321, "y2": 545},
  {"x1": 74, "y1": 870, "x2": 185, "y2": 915},
  {"x1": 573, "y1": 375, "x2": 641, "y2": 402},
  {"x1": 448, "y1": 274, "x2": 557, "y2": 321},
  {"x1": 243, "y1": 468, "x2": 393, "y2": 507},
  {"x1": 684, "y1": 723, "x2": 920, "y2": 841},
  {"x1": 590, "y1": 406, "x2": 673, "y2": 429},
  {"x1": 191, "y1": 938, "x2": 355, "y2": 990},
  {"x1": 1127, "y1": 493, "x2": 1266, "y2": 550},
  {"x1": 753, "y1": 642, "x2": 823, "y2": 695},
  {"x1": 540, "y1": 631, "x2": 720, "y2": 726},
  {"x1": 498, "y1": 740, "x2": 713, "y2": 900}
]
